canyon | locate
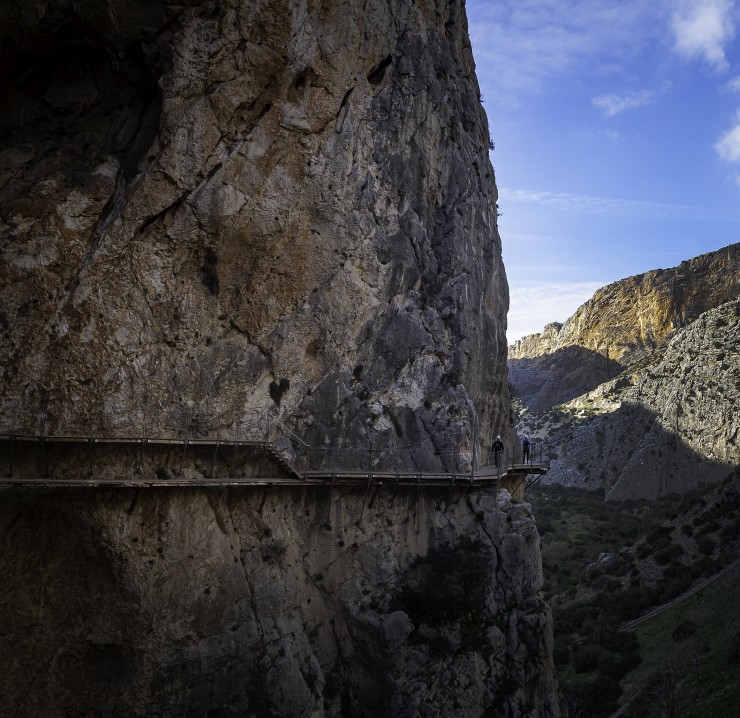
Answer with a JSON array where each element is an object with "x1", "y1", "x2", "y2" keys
[{"x1": 510, "y1": 244, "x2": 740, "y2": 500}]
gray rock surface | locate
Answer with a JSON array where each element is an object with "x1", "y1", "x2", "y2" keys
[
  {"x1": 518, "y1": 300, "x2": 740, "y2": 500},
  {"x1": 0, "y1": 1, "x2": 560, "y2": 716},
  {"x1": 509, "y1": 243, "x2": 739, "y2": 411},
  {"x1": 0, "y1": 0, "x2": 510, "y2": 466},
  {"x1": 0, "y1": 488, "x2": 562, "y2": 717}
]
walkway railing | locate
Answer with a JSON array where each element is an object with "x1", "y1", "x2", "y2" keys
[{"x1": 0, "y1": 418, "x2": 549, "y2": 490}]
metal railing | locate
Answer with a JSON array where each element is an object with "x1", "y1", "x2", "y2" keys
[{"x1": 0, "y1": 407, "x2": 550, "y2": 484}]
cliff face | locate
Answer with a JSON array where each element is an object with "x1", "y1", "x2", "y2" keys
[
  {"x1": 0, "y1": 0, "x2": 509, "y2": 464},
  {"x1": 0, "y1": 488, "x2": 561, "y2": 717},
  {"x1": 509, "y1": 244, "x2": 739, "y2": 410},
  {"x1": 0, "y1": 1, "x2": 561, "y2": 715},
  {"x1": 518, "y1": 299, "x2": 740, "y2": 500}
]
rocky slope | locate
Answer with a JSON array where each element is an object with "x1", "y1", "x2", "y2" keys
[
  {"x1": 0, "y1": 0, "x2": 509, "y2": 467},
  {"x1": 518, "y1": 299, "x2": 740, "y2": 500},
  {"x1": 0, "y1": 487, "x2": 562, "y2": 717},
  {"x1": 509, "y1": 243, "x2": 739, "y2": 410}
]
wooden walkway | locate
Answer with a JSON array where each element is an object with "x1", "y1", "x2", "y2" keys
[{"x1": 0, "y1": 434, "x2": 548, "y2": 490}]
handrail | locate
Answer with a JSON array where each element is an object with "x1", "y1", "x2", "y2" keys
[
  {"x1": 0, "y1": 434, "x2": 271, "y2": 447},
  {"x1": 267, "y1": 412, "x2": 310, "y2": 447}
]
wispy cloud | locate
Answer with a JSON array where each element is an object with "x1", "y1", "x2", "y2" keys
[
  {"x1": 671, "y1": 0, "x2": 736, "y2": 71},
  {"x1": 500, "y1": 187, "x2": 740, "y2": 222},
  {"x1": 600, "y1": 129, "x2": 623, "y2": 141},
  {"x1": 593, "y1": 89, "x2": 653, "y2": 117},
  {"x1": 722, "y1": 75, "x2": 740, "y2": 91},
  {"x1": 508, "y1": 282, "x2": 605, "y2": 343},
  {"x1": 467, "y1": 0, "x2": 662, "y2": 100},
  {"x1": 715, "y1": 115, "x2": 740, "y2": 161}
]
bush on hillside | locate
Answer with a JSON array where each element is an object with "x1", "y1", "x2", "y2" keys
[
  {"x1": 654, "y1": 543, "x2": 684, "y2": 565},
  {"x1": 696, "y1": 534, "x2": 716, "y2": 555},
  {"x1": 672, "y1": 619, "x2": 698, "y2": 642},
  {"x1": 636, "y1": 542, "x2": 654, "y2": 559},
  {"x1": 572, "y1": 643, "x2": 607, "y2": 674},
  {"x1": 562, "y1": 675, "x2": 621, "y2": 718}
]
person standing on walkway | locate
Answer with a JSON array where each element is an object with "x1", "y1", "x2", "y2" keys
[
  {"x1": 522, "y1": 435, "x2": 530, "y2": 464},
  {"x1": 492, "y1": 435, "x2": 504, "y2": 470}
]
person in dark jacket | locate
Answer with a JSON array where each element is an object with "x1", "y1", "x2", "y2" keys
[
  {"x1": 492, "y1": 435, "x2": 504, "y2": 469},
  {"x1": 522, "y1": 435, "x2": 530, "y2": 464}
]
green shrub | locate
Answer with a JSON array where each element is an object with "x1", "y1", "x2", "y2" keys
[
  {"x1": 654, "y1": 543, "x2": 684, "y2": 565},
  {"x1": 572, "y1": 644, "x2": 607, "y2": 674},
  {"x1": 553, "y1": 638, "x2": 570, "y2": 668},
  {"x1": 592, "y1": 575, "x2": 621, "y2": 591},
  {"x1": 672, "y1": 619, "x2": 698, "y2": 642},
  {"x1": 563, "y1": 675, "x2": 621, "y2": 718},
  {"x1": 601, "y1": 585, "x2": 655, "y2": 622},
  {"x1": 572, "y1": 605, "x2": 599, "y2": 628},
  {"x1": 648, "y1": 533, "x2": 672, "y2": 552},
  {"x1": 698, "y1": 518, "x2": 720, "y2": 534},
  {"x1": 729, "y1": 631, "x2": 740, "y2": 663},
  {"x1": 655, "y1": 571, "x2": 693, "y2": 603},
  {"x1": 696, "y1": 534, "x2": 716, "y2": 555},
  {"x1": 636, "y1": 542, "x2": 654, "y2": 559}
]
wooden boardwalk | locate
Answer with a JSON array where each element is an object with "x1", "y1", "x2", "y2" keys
[{"x1": 0, "y1": 434, "x2": 548, "y2": 491}]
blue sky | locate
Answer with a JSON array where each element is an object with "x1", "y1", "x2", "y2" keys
[{"x1": 466, "y1": 0, "x2": 740, "y2": 342}]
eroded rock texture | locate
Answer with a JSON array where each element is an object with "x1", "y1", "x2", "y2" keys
[
  {"x1": 0, "y1": 0, "x2": 508, "y2": 466},
  {"x1": 509, "y1": 243, "x2": 739, "y2": 410},
  {"x1": 0, "y1": 2, "x2": 559, "y2": 715},
  {"x1": 518, "y1": 300, "x2": 740, "y2": 500},
  {"x1": 0, "y1": 488, "x2": 562, "y2": 717}
]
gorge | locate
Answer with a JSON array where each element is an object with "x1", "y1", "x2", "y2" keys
[{"x1": 510, "y1": 243, "x2": 739, "y2": 500}]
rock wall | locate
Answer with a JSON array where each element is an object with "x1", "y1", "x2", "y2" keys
[
  {"x1": 0, "y1": 2, "x2": 562, "y2": 716},
  {"x1": 0, "y1": 0, "x2": 509, "y2": 466},
  {"x1": 0, "y1": 487, "x2": 562, "y2": 717},
  {"x1": 518, "y1": 300, "x2": 740, "y2": 500},
  {"x1": 509, "y1": 243, "x2": 739, "y2": 410}
]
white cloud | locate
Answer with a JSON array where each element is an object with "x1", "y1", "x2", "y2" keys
[
  {"x1": 507, "y1": 282, "x2": 604, "y2": 343},
  {"x1": 467, "y1": 0, "x2": 663, "y2": 101},
  {"x1": 593, "y1": 89, "x2": 653, "y2": 116},
  {"x1": 500, "y1": 187, "x2": 740, "y2": 221},
  {"x1": 722, "y1": 75, "x2": 740, "y2": 91},
  {"x1": 671, "y1": 0, "x2": 736, "y2": 70},
  {"x1": 715, "y1": 118, "x2": 740, "y2": 161},
  {"x1": 600, "y1": 129, "x2": 623, "y2": 141}
]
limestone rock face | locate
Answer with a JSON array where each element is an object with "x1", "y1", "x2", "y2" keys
[
  {"x1": 509, "y1": 244, "x2": 739, "y2": 410},
  {"x1": 519, "y1": 299, "x2": 740, "y2": 500},
  {"x1": 0, "y1": 0, "x2": 508, "y2": 465},
  {"x1": 0, "y1": 2, "x2": 559, "y2": 715},
  {"x1": 0, "y1": 488, "x2": 562, "y2": 717}
]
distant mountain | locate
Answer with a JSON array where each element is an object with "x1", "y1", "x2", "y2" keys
[
  {"x1": 510, "y1": 244, "x2": 740, "y2": 500},
  {"x1": 509, "y1": 243, "x2": 740, "y2": 410}
]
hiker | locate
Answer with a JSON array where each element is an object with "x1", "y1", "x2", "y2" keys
[
  {"x1": 492, "y1": 435, "x2": 504, "y2": 469},
  {"x1": 522, "y1": 435, "x2": 530, "y2": 464}
]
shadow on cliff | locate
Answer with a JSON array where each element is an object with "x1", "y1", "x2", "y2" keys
[
  {"x1": 0, "y1": 2, "x2": 172, "y2": 178},
  {"x1": 0, "y1": 493, "x2": 138, "y2": 716},
  {"x1": 508, "y1": 345, "x2": 624, "y2": 411},
  {"x1": 544, "y1": 400, "x2": 737, "y2": 501}
]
